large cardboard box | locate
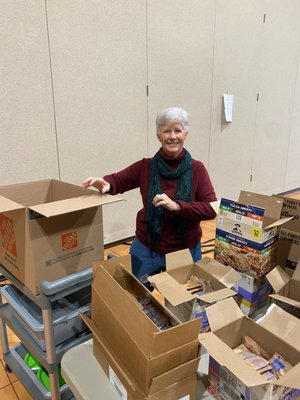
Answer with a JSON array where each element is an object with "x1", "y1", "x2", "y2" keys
[
  {"x1": 215, "y1": 191, "x2": 292, "y2": 278},
  {"x1": 266, "y1": 264, "x2": 300, "y2": 318},
  {"x1": 82, "y1": 314, "x2": 198, "y2": 400},
  {"x1": 199, "y1": 298, "x2": 300, "y2": 400},
  {"x1": 277, "y1": 196, "x2": 300, "y2": 276},
  {"x1": 0, "y1": 179, "x2": 123, "y2": 294},
  {"x1": 91, "y1": 256, "x2": 201, "y2": 396},
  {"x1": 148, "y1": 250, "x2": 240, "y2": 331}
]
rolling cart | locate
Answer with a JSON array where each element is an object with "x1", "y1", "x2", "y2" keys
[{"x1": 0, "y1": 263, "x2": 93, "y2": 400}]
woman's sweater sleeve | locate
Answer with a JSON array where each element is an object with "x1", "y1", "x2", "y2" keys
[{"x1": 175, "y1": 161, "x2": 217, "y2": 222}]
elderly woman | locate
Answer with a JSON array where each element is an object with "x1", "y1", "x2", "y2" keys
[{"x1": 83, "y1": 107, "x2": 217, "y2": 288}]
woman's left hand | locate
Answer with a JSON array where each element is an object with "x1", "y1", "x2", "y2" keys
[{"x1": 152, "y1": 193, "x2": 181, "y2": 211}]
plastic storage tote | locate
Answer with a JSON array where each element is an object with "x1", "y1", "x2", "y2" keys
[{"x1": 2, "y1": 284, "x2": 91, "y2": 350}]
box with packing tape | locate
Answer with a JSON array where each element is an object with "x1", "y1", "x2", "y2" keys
[
  {"x1": 82, "y1": 255, "x2": 201, "y2": 398},
  {"x1": 0, "y1": 179, "x2": 123, "y2": 294},
  {"x1": 148, "y1": 250, "x2": 240, "y2": 332},
  {"x1": 266, "y1": 263, "x2": 300, "y2": 318},
  {"x1": 199, "y1": 298, "x2": 300, "y2": 400},
  {"x1": 214, "y1": 191, "x2": 292, "y2": 278}
]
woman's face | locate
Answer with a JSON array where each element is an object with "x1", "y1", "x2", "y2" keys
[{"x1": 157, "y1": 121, "x2": 187, "y2": 157}]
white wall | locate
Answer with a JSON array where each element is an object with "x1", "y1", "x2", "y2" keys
[{"x1": 1, "y1": 0, "x2": 300, "y2": 243}]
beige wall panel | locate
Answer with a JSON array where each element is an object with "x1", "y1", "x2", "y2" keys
[
  {"x1": 208, "y1": 0, "x2": 265, "y2": 200},
  {"x1": 0, "y1": 1, "x2": 59, "y2": 184},
  {"x1": 147, "y1": 0, "x2": 215, "y2": 167},
  {"x1": 46, "y1": 0, "x2": 147, "y2": 243},
  {"x1": 285, "y1": 54, "x2": 300, "y2": 191},
  {"x1": 251, "y1": 0, "x2": 300, "y2": 195}
]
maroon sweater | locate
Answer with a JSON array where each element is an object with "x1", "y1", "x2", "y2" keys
[{"x1": 104, "y1": 148, "x2": 217, "y2": 254}]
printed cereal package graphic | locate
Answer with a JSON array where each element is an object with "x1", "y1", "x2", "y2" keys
[{"x1": 214, "y1": 191, "x2": 292, "y2": 278}]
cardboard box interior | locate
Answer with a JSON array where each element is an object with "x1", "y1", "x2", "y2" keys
[
  {"x1": 266, "y1": 264, "x2": 300, "y2": 317},
  {"x1": 199, "y1": 298, "x2": 300, "y2": 395},
  {"x1": 90, "y1": 258, "x2": 201, "y2": 395}
]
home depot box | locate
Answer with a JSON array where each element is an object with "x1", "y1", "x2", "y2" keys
[
  {"x1": 91, "y1": 256, "x2": 201, "y2": 395},
  {"x1": 215, "y1": 191, "x2": 292, "y2": 278},
  {"x1": 266, "y1": 264, "x2": 300, "y2": 318},
  {"x1": 82, "y1": 314, "x2": 198, "y2": 400},
  {"x1": 148, "y1": 250, "x2": 240, "y2": 332},
  {"x1": 0, "y1": 179, "x2": 123, "y2": 294},
  {"x1": 277, "y1": 197, "x2": 300, "y2": 276},
  {"x1": 199, "y1": 298, "x2": 300, "y2": 400}
]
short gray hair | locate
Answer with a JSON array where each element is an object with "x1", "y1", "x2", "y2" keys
[{"x1": 156, "y1": 107, "x2": 189, "y2": 134}]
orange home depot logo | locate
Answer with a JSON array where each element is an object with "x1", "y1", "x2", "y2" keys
[
  {"x1": 0, "y1": 214, "x2": 17, "y2": 257},
  {"x1": 61, "y1": 231, "x2": 78, "y2": 251}
]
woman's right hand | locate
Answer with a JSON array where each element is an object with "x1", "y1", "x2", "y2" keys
[{"x1": 82, "y1": 177, "x2": 111, "y2": 194}]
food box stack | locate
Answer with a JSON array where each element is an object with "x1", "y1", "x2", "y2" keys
[
  {"x1": 149, "y1": 250, "x2": 240, "y2": 332},
  {"x1": 82, "y1": 255, "x2": 202, "y2": 400},
  {"x1": 214, "y1": 191, "x2": 292, "y2": 317}
]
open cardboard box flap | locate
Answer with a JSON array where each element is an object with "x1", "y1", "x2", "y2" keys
[
  {"x1": 196, "y1": 257, "x2": 240, "y2": 288},
  {"x1": 238, "y1": 191, "x2": 293, "y2": 229},
  {"x1": 266, "y1": 265, "x2": 291, "y2": 293},
  {"x1": 148, "y1": 272, "x2": 194, "y2": 306},
  {"x1": 149, "y1": 253, "x2": 239, "y2": 307},
  {"x1": 266, "y1": 264, "x2": 300, "y2": 309},
  {"x1": 200, "y1": 298, "x2": 300, "y2": 389},
  {"x1": 29, "y1": 193, "x2": 124, "y2": 217},
  {"x1": 204, "y1": 297, "x2": 244, "y2": 332},
  {"x1": 199, "y1": 332, "x2": 266, "y2": 387},
  {"x1": 195, "y1": 287, "x2": 236, "y2": 304},
  {"x1": 209, "y1": 200, "x2": 220, "y2": 215},
  {"x1": 258, "y1": 304, "x2": 300, "y2": 350},
  {"x1": 0, "y1": 195, "x2": 25, "y2": 213},
  {"x1": 165, "y1": 249, "x2": 194, "y2": 271}
]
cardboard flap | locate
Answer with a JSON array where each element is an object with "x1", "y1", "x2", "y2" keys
[
  {"x1": 198, "y1": 332, "x2": 266, "y2": 387},
  {"x1": 204, "y1": 297, "x2": 244, "y2": 332},
  {"x1": 266, "y1": 266, "x2": 290, "y2": 294},
  {"x1": 292, "y1": 261, "x2": 300, "y2": 281},
  {"x1": 148, "y1": 272, "x2": 194, "y2": 306},
  {"x1": 149, "y1": 357, "x2": 200, "y2": 395},
  {"x1": 166, "y1": 249, "x2": 194, "y2": 271},
  {"x1": 0, "y1": 195, "x2": 25, "y2": 213},
  {"x1": 270, "y1": 293, "x2": 300, "y2": 308},
  {"x1": 263, "y1": 216, "x2": 294, "y2": 229},
  {"x1": 209, "y1": 200, "x2": 220, "y2": 215},
  {"x1": 29, "y1": 193, "x2": 124, "y2": 217},
  {"x1": 196, "y1": 287, "x2": 236, "y2": 304},
  {"x1": 258, "y1": 304, "x2": 300, "y2": 350},
  {"x1": 238, "y1": 191, "x2": 283, "y2": 228},
  {"x1": 277, "y1": 362, "x2": 300, "y2": 390},
  {"x1": 197, "y1": 258, "x2": 240, "y2": 288}
]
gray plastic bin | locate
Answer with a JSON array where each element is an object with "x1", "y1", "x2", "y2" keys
[
  {"x1": 2, "y1": 284, "x2": 91, "y2": 350},
  {"x1": 10, "y1": 343, "x2": 72, "y2": 400}
]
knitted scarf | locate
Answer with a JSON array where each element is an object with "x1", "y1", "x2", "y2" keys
[{"x1": 146, "y1": 149, "x2": 193, "y2": 248}]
